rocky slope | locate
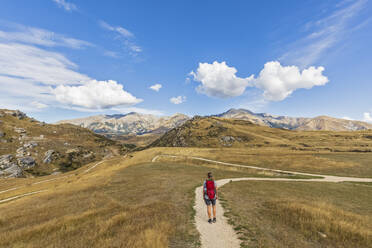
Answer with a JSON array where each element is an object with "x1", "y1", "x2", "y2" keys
[
  {"x1": 216, "y1": 109, "x2": 372, "y2": 131},
  {"x1": 57, "y1": 112, "x2": 190, "y2": 135},
  {"x1": 0, "y1": 109, "x2": 117, "y2": 178}
]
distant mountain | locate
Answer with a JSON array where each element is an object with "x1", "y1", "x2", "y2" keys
[
  {"x1": 57, "y1": 112, "x2": 190, "y2": 135},
  {"x1": 58, "y1": 109, "x2": 372, "y2": 136},
  {"x1": 216, "y1": 109, "x2": 372, "y2": 131}
]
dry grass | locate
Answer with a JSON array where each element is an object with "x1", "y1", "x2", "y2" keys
[
  {"x1": 220, "y1": 181, "x2": 372, "y2": 248},
  {"x1": 137, "y1": 147, "x2": 372, "y2": 177},
  {"x1": 0, "y1": 110, "x2": 118, "y2": 176},
  {"x1": 0, "y1": 148, "x2": 270, "y2": 248},
  {"x1": 267, "y1": 201, "x2": 372, "y2": 247}
]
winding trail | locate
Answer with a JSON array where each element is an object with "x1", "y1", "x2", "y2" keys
[
  {"x1": 153, "y1": 154, "x2": 372, "y2": 248},
  {"x1": 0, "y1": 159, "x2": 107, "y2": 204},
  {"x1": 0, "y1": 190, "x2": 47, "y2": 204}
]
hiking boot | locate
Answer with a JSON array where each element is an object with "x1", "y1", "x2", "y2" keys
[
  {"x1": 213, "y1": 217, "x2": 216, "y2": 223},
  {"x1": 208, "y1": 219, "x2": 212, "y2": 224}
]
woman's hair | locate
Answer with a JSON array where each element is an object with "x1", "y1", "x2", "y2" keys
[{"x1": 207, "y1": 172, "x2": 213, "y2": 179}]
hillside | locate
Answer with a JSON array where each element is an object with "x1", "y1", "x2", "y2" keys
[
  {"x1": 57, "y1": 112, "x2": 190, "y2": 135},
  {"x1": 0, "y1": 109, "x2": 118, "y2": 178},
  {"x1": 150, "y1": 116, "x2": 372, "y2": 151},
  {"x1": 217, "y1": 108, "x2": 372, "y2": 131}
]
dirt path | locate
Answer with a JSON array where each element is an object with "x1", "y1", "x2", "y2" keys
[
  {"x1": 153, "y1": 154, "x2": 372, "y2": 248},
  {"x1": 0, "y1": 160, "x2": 107, "y2": 204}
]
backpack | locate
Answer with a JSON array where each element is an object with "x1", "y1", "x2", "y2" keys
[{"x1": 206, "y1": 180, "x2": 216, "y2": 199}]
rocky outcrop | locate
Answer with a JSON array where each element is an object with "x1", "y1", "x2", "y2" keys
[
  {"x1": 220, "y1": 136, "x2": 235, "y2": 146},
  {"x1": 23, "y1": 141, "x2": 38, "y2": 149},
  {"x1": 17, "y1": 156, "x2": 36, "y2": 169},
  {"x1": 4, "y1": 110, "x2": 27, "y2": 119},
  {"x1": 43, "y1": 150, "x2": 55, "y2": 164},
  {"x1": 14, "y1": 127, "x2": 26, "y2": 134},
  {"x1": 0, "y1": 154, "x2": 22, "y2": 178},
  {"x1": 0, "y1": 154, "x2": 13, "y2": 169}
]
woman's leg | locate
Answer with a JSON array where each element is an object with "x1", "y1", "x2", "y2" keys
[
  {"x1": 207, "y1": 205, "x2": 212, "y2": 219},
  {"x1": 212, "y1": 205, "x2": 216, "y2": 218}
]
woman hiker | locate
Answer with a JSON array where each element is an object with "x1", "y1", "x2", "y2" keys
[{"x1": 203, "y1": 172, "x2": 218, "y2": 224}]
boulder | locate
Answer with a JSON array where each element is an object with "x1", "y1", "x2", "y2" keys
[
  {"x1": 66, "y1": 148, "x2": 80, "y2": 154},
  {"x1": 5, "y1": 110, "x2": 26, "y2": 119},
  {"x1": 43, "y1": 150, "x2": 55, "y2": 164},
  {"x1": 16, "y1": 147, "x2": 26, "y2": 157},
  {"x1": 220, "y1": 136, "x2": 235, "y2": 146},
  {"x1": 14, "y1": 127, "x2": 26, "y2": 134},
  {"x1": 2, "y1": 164, "x2": 23, "y2": 178},
  {"x1": 17, "y1": 156, "x2": 36, "y2": 169},
  {"x1": 0, "y1": 154, "x2": 13, "y2": 169},
  {"x1": 24, "y1": 141, "x2": 38, "y2": 149},
  {"x1": 0, "y1": 131, "x2": 4, "y2": 138}
]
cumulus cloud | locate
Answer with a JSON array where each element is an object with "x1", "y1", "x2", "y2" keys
[
  {"x1": 255, "y1": 61, "x2": 329, "y2": 101},
  {"x1": 53, "y1": 80, "x2": 142, "y2": 109},
  {"x1": 190, "y1": 61, "x2": 328, "y2": 101},
  {"x1": 52, "y1": 0, "x2": 77, "y2": 12},
  {"x1": 190, "y1": 61, "x2": 254, "y2": 98},
  {"x1": 0, "y1": 24, "x2": 142, "y2": 112},
  {"x1": 149, "y1": 83, "x2": 162, "y2": 92},
  {"x1": 170, "y1": 96, "x2": 186, "y2": 104},
  {"x1": 363, "y1": 112, "x2": 372, "y2": 123}
]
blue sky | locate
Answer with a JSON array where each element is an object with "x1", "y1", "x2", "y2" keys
[{"x1": 0, "y1": 0, "x2": 371, "y2": 123}]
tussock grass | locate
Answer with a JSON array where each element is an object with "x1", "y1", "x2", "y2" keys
[
  {"x1": 0, "y1": 148, "x2": 267, "y2": 247},
  {"x1": 221, "y1": 181, "x2": 372, "y2": 248},
  {"x1": 267, "y1": 201, "x2": 372, "y2": 247}
]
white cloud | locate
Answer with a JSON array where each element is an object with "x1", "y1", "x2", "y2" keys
[
  {"x1": 0, "y1": 25, "x2": 92, "y2": 49},
  {"x1": 363, "y1": 112, "x2": 372, "y2": 123},
  {"x1": 99, "y1": 21, "x2": 133, "y2": 38},
  {"x1": 280, "y1": 0, "x2": 367, "y2": 67},
  {"x1": 0, "y1": 24, "x2": 142, "y2": 112},
  {"x1": 103, "y1": 50, "x2": 119, "y2": 58},
  {"x1": 53, "y1": 80, "x2": 142, "y2": 109},
  {"x1": 190, "y1": 61, "x2": 254, "y2": 98},
  {"x1": 52, "y1": 0, "x2": 77, "y2": 12},
  {"x1": 342, "y1": 116, "x2": 353, "y2": 120},
  {"x1": 254, "y1": 61, "x2": 329, "y2": 101},
  {"x1": 31, "y1": 101, "x2": 48, "y2": 109},
  {"x1": 0, "y1": 43, "x2": 90, "y2": 85},
  {"x1": 149, "y1": 83, "x2": 162, "y2": 92},
  {"x1": 170, "y1": 96, "x2": 186, "y2": 104},
  {"x1": 190, "y1": 61, "x2": 328, "y2": 101},
  {"x1": 99, "y1": 20, "x2": 141, "y2": 54}
]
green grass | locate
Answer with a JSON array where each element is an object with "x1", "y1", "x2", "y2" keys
[{"x1": 220, "y1": 181, "x2": 372, "y2": 248}]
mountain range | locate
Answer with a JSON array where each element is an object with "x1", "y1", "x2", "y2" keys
[{"x1": 57, "y1": 108, "x2": 372, "y2": 135}]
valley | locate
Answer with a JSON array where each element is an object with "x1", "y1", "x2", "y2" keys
[{"x1": 1, "y1": 110, "x2": 372, "y2": 247}]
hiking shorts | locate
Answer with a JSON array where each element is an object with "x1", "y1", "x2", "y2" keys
[{"x1": 204, "y1": 198, "x2": 216, "y2": 206}]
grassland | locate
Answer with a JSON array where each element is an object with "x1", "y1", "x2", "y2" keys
[
  {"x1": 1, "y1": 125, "x2": 372, "y2": 248},
  {"x1": 220, "y1": 180, "x2": 372, "y2": 248},
  {"x1": 0, "y1": 147, "x2": 288, "y2": 248}
]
